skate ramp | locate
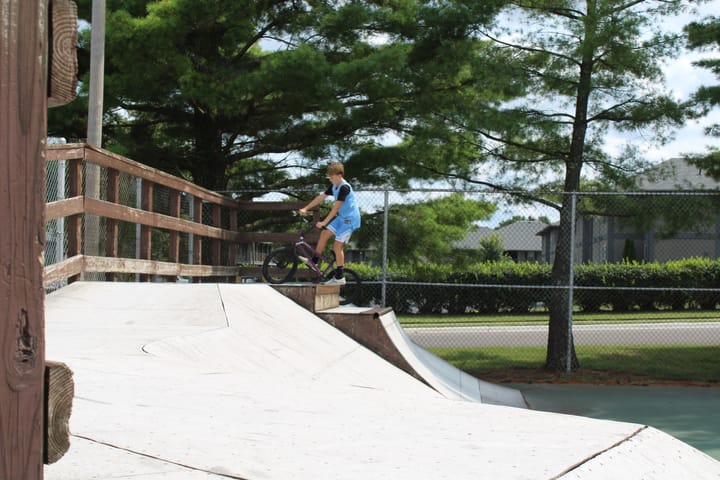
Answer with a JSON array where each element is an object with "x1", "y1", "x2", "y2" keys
[
  {"x1": 380, "y1": 309, "x2": 525, "y2": 406},
  {"x1": 318, "y1": 306, "x2": 526, "y2": 407},
  {"x1": 44, "y1": 282, "x2": 720, "y2": 480}
]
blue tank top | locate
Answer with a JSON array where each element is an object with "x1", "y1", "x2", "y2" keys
[{"x1": 329, "y1": 180, "x2": 361, "y2": 229}]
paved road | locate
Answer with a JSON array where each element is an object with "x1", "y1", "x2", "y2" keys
[{"x1": 404, "y1": 322, "x2": 720, "y2": 348}]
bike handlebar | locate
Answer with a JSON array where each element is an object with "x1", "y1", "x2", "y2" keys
[{"x1": 295, "y1": 212, "x2": 326, "y2": 233}]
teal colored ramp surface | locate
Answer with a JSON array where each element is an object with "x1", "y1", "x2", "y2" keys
[{"x1": 516, "y1": 383, "x2": 720, "y2": 461}]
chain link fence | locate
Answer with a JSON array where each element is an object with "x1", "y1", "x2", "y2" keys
[
  {"x1": 46, "y1": 155, "x2": 720, "y2": 379},
  {"x1": 236, "y1": 187, "x2": 720, "y2": 380}
]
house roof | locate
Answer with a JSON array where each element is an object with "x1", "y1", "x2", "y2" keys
[
  {"x1": 454, "y1": 226, "x2": 493, "y2": 249},
  {"x1": 637, "y1": 157, "x2": 720, "y2": 190},
  {"x1": 456, "y1": 221, "x2": 545, "y2": 252},
  {"x1": 496, "y1": 221, "x2": 545, "y2": 251}
]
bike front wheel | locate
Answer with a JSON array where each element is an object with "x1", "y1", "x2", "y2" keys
[
  {"x1": 262, "y1": 246, "x2": 299, "y2": 284},
  {"x1": 323, "y1": 267, "x2": 361, "y2": 306}
]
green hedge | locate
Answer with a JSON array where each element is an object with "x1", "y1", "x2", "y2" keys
[{"x1": 351, "y1": 257, "x2": 720, "y2": 314}]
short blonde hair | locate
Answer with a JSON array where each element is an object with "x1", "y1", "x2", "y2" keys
[{"x1": 327, "y1": 162, "x2": 344, "y2": 176}]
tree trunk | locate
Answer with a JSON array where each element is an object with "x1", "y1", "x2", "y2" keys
[
  {"x1": 546, "y1": 191, "x2": 581, "y2": 371},
  {"x1": 190, "y1": 114, "x2": 228, "y2": 190},
  {"x1": 545, "y1": 16, "x2": 597, "y2": 371}
]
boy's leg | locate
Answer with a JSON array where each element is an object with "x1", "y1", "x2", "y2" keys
[
  {"x1": 321, "y1": 220, "x2": 353, "y2": 284},
  {"x1": 312, "y1": 229, "x2": 334, "y2": 263},
  {"x1": 333, "y1": 240, "x2": 345, "y2": 279}
]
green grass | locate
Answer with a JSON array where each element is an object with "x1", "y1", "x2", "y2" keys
[
  {"x1": 430, "y1": 345, "x2": 720, "y2": 385},
  {"x1": 398, "y1": 310, "x2": 720, "y2": 327}
]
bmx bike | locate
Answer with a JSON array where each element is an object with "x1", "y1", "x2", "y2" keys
[{"x1": 261, "y1": 219, "x2": 361, "y2": 306}]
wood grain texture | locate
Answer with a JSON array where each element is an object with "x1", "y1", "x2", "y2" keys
[
  {"x1": 44, "y1": 362, "x2": 74, "y2": 464},
  {"x1": 0, "y1": 0, "x2": 48, "y2": 478},
  {"x1": 47, "y1": 0, "x2": 78, "y2": 107}
]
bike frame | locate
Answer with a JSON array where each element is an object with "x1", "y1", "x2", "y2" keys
[
  {"x1": 261, "y1": 217, "x2": 361, "y2": 305},
  {"x1": 293, "y1": 223, "x2": 336, "y2": 280}
]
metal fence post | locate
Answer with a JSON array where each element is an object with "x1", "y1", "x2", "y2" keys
[{"x1": 381, "y1": 189, "x2": 389, "y2": 307}]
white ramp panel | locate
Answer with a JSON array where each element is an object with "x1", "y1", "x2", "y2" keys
[{"x1": 380, "y1": 310, "x2": 527, "y2": 407}]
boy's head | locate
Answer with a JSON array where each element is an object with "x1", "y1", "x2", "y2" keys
[{"x1": 327, "y1": 162, "x2": 344, "y2": 177}]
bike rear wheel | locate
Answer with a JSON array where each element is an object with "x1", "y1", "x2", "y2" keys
[
  {"x1": 323, "y1": 267, "x2": 361, "y2": 306},
  {"x1": 262, "y1": 246, "x2": 298, "y2": 284}
]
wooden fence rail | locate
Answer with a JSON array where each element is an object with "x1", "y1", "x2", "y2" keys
[
  {"x1": 44, "y1": 143, "x2": 245, "y2": 285},
  {"x1": 43, "y1": 142, "x2": 318, "y2": 286}
]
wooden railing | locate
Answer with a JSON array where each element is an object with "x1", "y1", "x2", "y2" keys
[{"x1": 44, "y1": 143, "x2": 243, "y2": 286}]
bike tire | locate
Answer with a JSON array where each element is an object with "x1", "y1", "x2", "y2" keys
[
  {"x1": 262, "y1": 246, "x2": 299, "y2": 284},
  {"x1": 323, "y1": 267, "x2": 362, "y2": 306}
]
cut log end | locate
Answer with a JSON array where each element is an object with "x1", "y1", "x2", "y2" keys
[{"x1": 45, "y1": 360, "x2": 74, "y2": 464}]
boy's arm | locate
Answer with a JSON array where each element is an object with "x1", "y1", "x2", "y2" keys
[
  {"x1": 318, "y1": 200, "x2": 343, "y2": 228},
  {"x1": 299, "y1": 193, "x2": 327, "y2": 216}
]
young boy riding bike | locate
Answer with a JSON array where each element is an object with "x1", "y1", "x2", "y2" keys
[{"x1": 298, "y1": 162, "x2": 361, "y2": 285}]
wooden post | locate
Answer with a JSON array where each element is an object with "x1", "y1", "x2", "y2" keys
[
  {"x1": 212, "y1": 204, "x2": 222, "y2": 281},
  {"x1": 140, "y1": 180, "x2": 154, "y2": 281},
  {"x1": 229, "y1": 208, "x2": 238, "y2": 282},
  {"x1": 0, "y1": 0, "x2": 49, "y2": 478},
  {"x1": 167, "y1": 190, "x2": 181, "y2": 281},
  {"x1": 66, "y1": 158, "x2": 83, "y2": 284},
  {"x1": 192, "y1": 197, "x2": 203, "y2": 280},
  {"x1": 105, "y1": 169, "x2": 120, "y2": 281}
]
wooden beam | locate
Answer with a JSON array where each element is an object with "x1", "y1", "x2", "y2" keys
[
  {"x1": 83, "y1": 256, "x2": 238, "y2": 277},
  {"x1": 84, "y1": 197, "x2": 242, "y2": 242},
  {"x1": 43, "y1": 255, "x2": 84, "y2": 287},
  {"x1": 0, "y1": 0, "x2": 48, "y2": 477},
  {"x1": 139, "y1": 180, "x2": 153, "y2": 281},
  {"x1": 45, "y1": 195, "x2": 84, "y2": 221},
  {"x1": 44, "y1": 361, "x2": 74, "y2": 464},
  {"x1": 83, "y1": 145, "x2": 237, "y2": 207}
]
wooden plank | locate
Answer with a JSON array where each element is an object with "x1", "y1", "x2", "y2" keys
[
  {"x1": 0, "y1": 0, "x2": 48, "y2": 477},
  {"x1": 45, "y1": 143, "x2": 85, "y2": 161},
  {"x1": 82, "y1": 256, "x2": 238, "y2": 277},
  {"x1": 45, "y1": 195, "x2": 84, "y2": 221},
  {"x1": 84, "y1": 197, "x2": 243, "y2": 242},
  {"x1": 84, "y1": 145, "x2": 237, "y2": 207},
  {"x1": 43, "y1": 255, "x2": 84, "y2": 287}
]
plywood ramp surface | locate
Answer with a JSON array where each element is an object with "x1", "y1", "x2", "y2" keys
[{"x1": 44, "y1": 282, "x2": 720, "y2": 480}]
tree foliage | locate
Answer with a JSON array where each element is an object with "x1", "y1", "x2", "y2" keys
[
  {"x1": 46, "y1": 0, "x2": 706, "y2": 372},
  {"x1": 478, "y1": 233, "x2": 507, "y2": 263},
  {"x1": 684, "y1": 14, "x2": 720, "y2": 177},
  {"x1": 353, "y1": 193, "x2": 496, "y2": 265},
  {"x1": 48, "y1": 0, "x2": 509, "y2": 191},
  {"x1": 440, "y1": 0, "x2": 693, "y2": 371}
]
